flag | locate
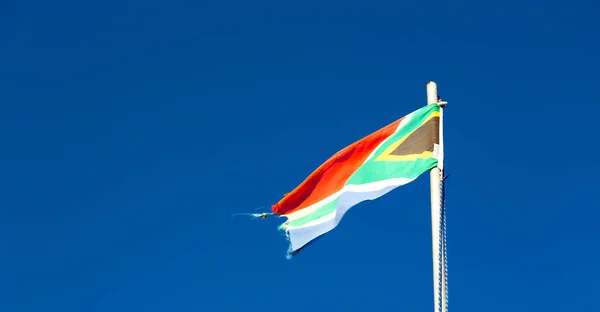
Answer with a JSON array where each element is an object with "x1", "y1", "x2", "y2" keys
[{"x1": 272, "y1": 103, "x2": 442, "y2": 256}]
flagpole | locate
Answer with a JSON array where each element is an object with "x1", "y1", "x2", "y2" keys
[{"x1": 427, "y1": 81, "x2": 447, "y2": 312}]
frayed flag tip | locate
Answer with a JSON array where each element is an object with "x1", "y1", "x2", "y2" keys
[{"x1": 231, "y1": 212, "x2": 272, "y2": 220}]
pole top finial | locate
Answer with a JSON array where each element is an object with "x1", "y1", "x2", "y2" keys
[{"x1": 426, "y1": 82, "x2": 438, "y2": 106}]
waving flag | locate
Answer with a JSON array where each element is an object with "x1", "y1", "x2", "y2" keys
[{"x1": 273, "y1": 103, "x2": 442, "y2": 255}]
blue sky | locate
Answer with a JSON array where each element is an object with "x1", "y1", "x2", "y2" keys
[{"x1": 1, "y1": 0, "x2": 598, "y2": 311}]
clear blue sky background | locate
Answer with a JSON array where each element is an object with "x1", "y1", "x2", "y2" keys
[{"x1": 1, "y1": 0, "x2": 598, "y2": 311}]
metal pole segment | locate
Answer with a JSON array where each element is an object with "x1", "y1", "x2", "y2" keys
[{"x1": 426, "y1": 81, "x2": 447, "y2": 312}]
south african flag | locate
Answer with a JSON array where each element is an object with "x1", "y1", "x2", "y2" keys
[{"x1": 272, "y1": 103, "x2": 443, "y2": 255}]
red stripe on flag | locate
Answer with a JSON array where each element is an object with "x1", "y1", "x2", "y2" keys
[{"x1": 272, "y1": 117, "x2": 403, "y2": 215}]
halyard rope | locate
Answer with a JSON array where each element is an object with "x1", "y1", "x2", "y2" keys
[{"x1": 437, "y1": 169, "x2": 449, "y2": 312}]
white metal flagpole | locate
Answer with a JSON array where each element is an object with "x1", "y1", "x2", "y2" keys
[{"x1": 426, "y1": 81, "x2": 447, "y2": 312}]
